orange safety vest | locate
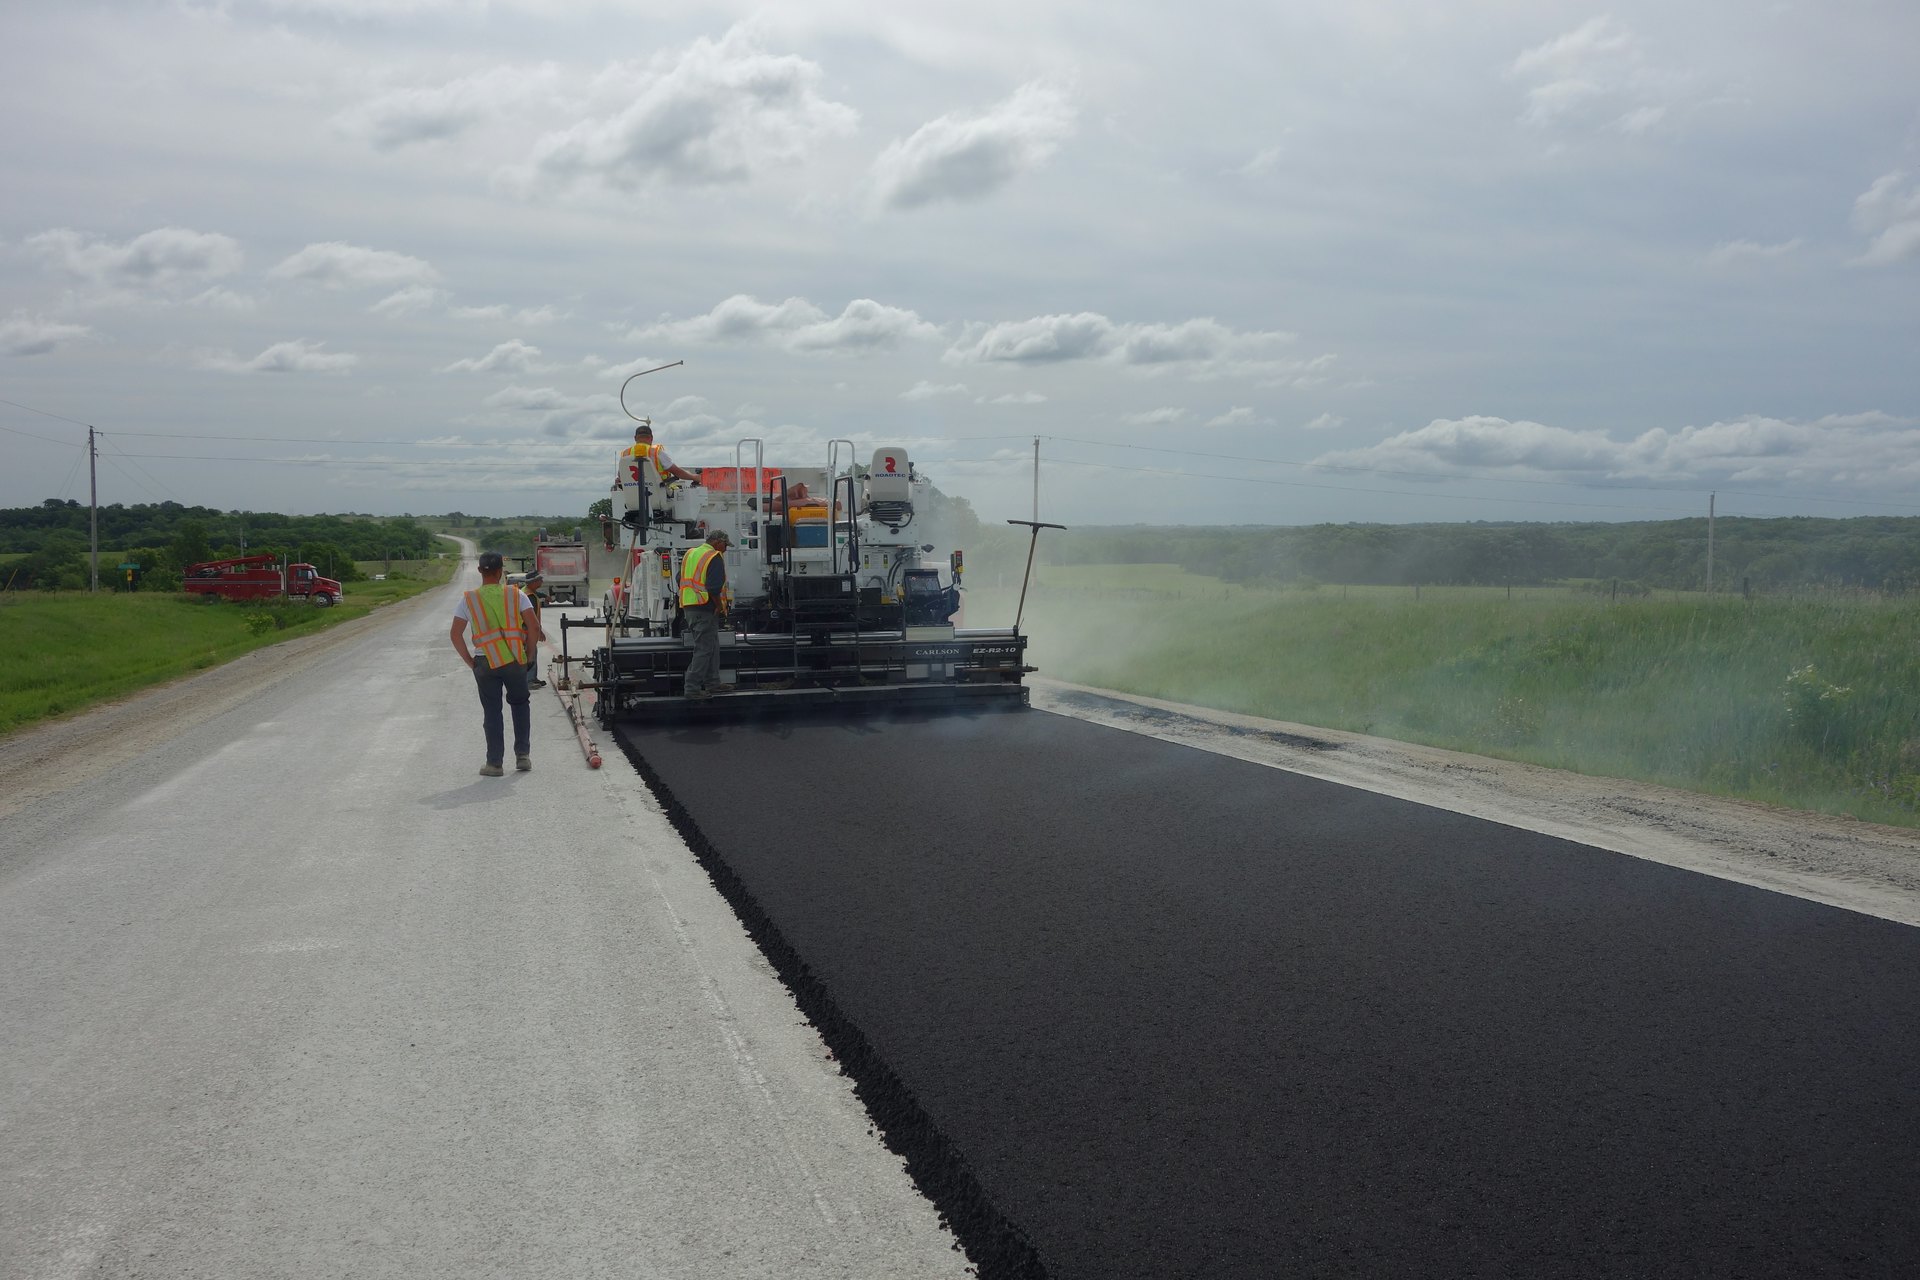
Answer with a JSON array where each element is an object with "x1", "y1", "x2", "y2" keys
[
  {"x1": 679, "y1": 543, "x2": 720, "y2": 608},
  {"x1": 622, "y1": 441, "x2": 669, "y2": 483},
  {"x1": 464, "y1": 584, "x2": 528, "y2": 668}
]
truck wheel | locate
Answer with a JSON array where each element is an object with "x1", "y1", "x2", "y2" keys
[{"x1": 313, "y1": 593, "x2": 335, "y2": 607}]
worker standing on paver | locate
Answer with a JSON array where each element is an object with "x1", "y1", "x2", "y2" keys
[
  {"x1": 450, "y1": 551, "x2": 543, "y2": 776},
  {"x1": 679, "y1": 530, "x2": 729, "y2": 700},
  {"x1": 622, "y1": 422, "x2": 701, "y2": 488}
]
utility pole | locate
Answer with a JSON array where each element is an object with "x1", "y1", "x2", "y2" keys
[
  {"x1": 1707, "y1": 492, "x2": 1715, "y2": 595},
  {"x1": 88, "y1": 426, "x2": 99, "y2": 593}
]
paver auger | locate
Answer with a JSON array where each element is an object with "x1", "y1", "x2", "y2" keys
[{"x1": 575, "y1": 436, "x2": 1036, "y2": 724}]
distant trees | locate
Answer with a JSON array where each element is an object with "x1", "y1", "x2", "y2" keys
[
  {"x1": 0, "y1": 501, "x2": 441, "y2": 591},
  {"x1": 1051, "y1": 516, "x2": 1920, "y2": 595}
]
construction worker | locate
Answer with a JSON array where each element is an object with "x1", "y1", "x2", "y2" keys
[
  {"x1": 519, "y1": 569, "x2": 548, "y2": 689},
  {"x1": 622, "y1": 422, "x2": 701, "y2": 488},
  {"x1": 450, "y1": 550, "x2": 543, "y2": 776},
  {"x1": 679, "y1": 530, "x2": 729, "y2": 700}
]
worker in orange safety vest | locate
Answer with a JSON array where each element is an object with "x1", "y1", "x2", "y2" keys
[
  {"x1": 449, "y1": 550, "x2": 543, "y2": 776},
  {"x1": 622, "y1": 422, "x2": 701, "y2": 487},
  {"x1": 678, "y1": 530, "x2": 730, "y2": 700}
]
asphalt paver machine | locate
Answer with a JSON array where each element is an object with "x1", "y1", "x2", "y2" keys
[{"x1": 581, "y1": 435, "x2": 1034, "y2": 724}]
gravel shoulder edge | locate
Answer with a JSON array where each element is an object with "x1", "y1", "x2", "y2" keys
[{"x1": 0, "y1": 579, "x2": 456, "y2": 823}]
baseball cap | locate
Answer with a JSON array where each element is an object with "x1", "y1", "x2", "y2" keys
[{"x1": 478, "y1": 551, "x2": 504, "y2": 571}]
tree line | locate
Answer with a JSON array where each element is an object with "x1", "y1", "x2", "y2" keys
[
  {"x1": 1035, "y1": 516, "x2": 1920, "y2": 594},
  {"x1": 0, "y1": 499, "x2": 442, "y2": 592}
]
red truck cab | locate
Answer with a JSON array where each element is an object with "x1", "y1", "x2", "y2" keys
[{"x1": 183, "y1": 555, "x2": 344, "y2": 606}]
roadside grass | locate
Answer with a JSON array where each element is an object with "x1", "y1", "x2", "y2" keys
[
  {"x1": 0, "y1": 556, "x2": 454, "y2": 734},
  {"x1": 971, "y1": 567, "x2": 1920, "y2": 827}
]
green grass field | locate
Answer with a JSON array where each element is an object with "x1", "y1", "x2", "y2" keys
[
  {"x1": 0, "y1": 556, "x2": 454, "y2": 734},
  {"x1": 970, "y1": 565, "x2": 1920, "y2": 827}
]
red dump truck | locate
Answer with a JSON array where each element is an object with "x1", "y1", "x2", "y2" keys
[
  {"x1": 533, "y1": 530, "x2": 589, "y2": 605},
  {"x1": 182, "y1": 554, "x2": 344, "y2": 606}
]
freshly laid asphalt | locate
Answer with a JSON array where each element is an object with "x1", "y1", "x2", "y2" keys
[{"x1": 616, "y1": 706, "x2": 1920, "y2": 1280}]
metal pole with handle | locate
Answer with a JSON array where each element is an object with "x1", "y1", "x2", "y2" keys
[{"x1": 1006, "y1": 519, "x2": 1065, "y2": 634}]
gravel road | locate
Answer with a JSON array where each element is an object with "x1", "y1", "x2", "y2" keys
[{"x1": 0, "y1": 554, "x2": 967, "y2": 1279}]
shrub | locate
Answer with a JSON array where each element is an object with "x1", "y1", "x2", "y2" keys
[{"x1": 1783, "y1": 664, "x2": 1857, "y2": 753}]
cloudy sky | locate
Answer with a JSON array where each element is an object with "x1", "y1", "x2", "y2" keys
[{"x1": 2, "y1": 0, "x2": 1916, "y2": 528}]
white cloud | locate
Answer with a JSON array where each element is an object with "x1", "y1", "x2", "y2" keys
[
  {"x1": 1236, "y1": 146, "x2": 1284, "y2": 179},
  {"x1": 198, "y1": 339, "x2": 358, "y2": 374},
  {"x1": 788, "y1": 299, "x2": 941, "y2": 351},
  {"x1": 511, "y1": 28, "x2": 857, "y2": 193},
  {"x1": 872, "y1": 82, "x2": 1076, "y2": 210},
  {"x1": 482, "y1": 384, "x2": 623, "y2": 437},
  {"x1": 28, "y1": 227, "x2": 243, "y2": 290},
  {"x1": 1124, "y1": 407, "x2": 1185, "y2": 426},
  {"x1": 268, "y1": 242, "x2": 439, "y2": 290},
  {"x1": 1, "y1": 313, "x2": 92, "y2": 357},
  {"x1": 1704, "y1": 238, "x2": 1803, "y2": 268},
  {"x1": 947, "y1": 311, "x2": 1112, "y2": 363},
  {"x1": 1206, "y1": 406, "x2": 1261, "y2": 427},
  {"x1": 1314, "y1": 411, "x2": 1920, "y2": 488},
  {"x1": 1303, "y1": 413, "x2": 1345, "y2": 431},
  {"x1": 450, "y1": 301, "x2": 567, "y2": 324},
  {"x1": 979, "y1": 391, "x2": 1046, "y2": 405},
  {"x1": 1851, "y1": 172, "x2": 1920, "y2": 267},
  {"x1": 335, "y1": 64, "x2": 557, "y2": 151},
  {"x1": 945, "y1": 310, "x2": 1311, "y2": 382},
  {"x1": 902, "y1": 380, "x2": 967, "y2": 400},
  {"x1": 1509, "y1": 18, "x2": 1670, "y2": 140},
  {"x1": 371, "y1": 285, "x2": 445, "y2": 316},
  {"x1": 441, "y1": 339, "x2": 553, "y2": 374},
  {"x1": 633, "y1": 294, "x2": 937, "y2": 353},
  {"x1": 189, "y1": 287, "x2": 257, "y2": 311}
]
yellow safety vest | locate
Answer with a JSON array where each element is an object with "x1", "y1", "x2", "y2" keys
[
  {"x1": 622, "y1": 441, "x2": 669, "y2": 482},
  {"x1": 679, "y1": 544, "x2": 720, "y2": 608},
  {"x1": 464, "y1": 584, "x2": 528, "y2": 668}
]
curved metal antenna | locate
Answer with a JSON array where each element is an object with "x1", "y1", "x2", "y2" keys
[{"x1": 619, "y1": 360, "x2": 685, "y2": 423}]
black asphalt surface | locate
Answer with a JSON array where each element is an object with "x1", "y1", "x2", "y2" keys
[{"x1": 614, "y1": 706, "x2": 1920, "y2": 1279}]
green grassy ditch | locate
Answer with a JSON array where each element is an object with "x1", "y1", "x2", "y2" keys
[
  {"x1": 1, "y1": 555, "x2": 454, "y2": 735},
  {"x1": 971, "y1": 568, "x2": 1920, "y2": 828}
]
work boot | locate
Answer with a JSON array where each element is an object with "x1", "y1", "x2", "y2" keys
[
  {"x1": 516, "y1": 755, "x2": 532, "y2": 772},
  {"x1": 685, "y1": 689, "x2": 711, "y2": 701},
  {"x1": 528, "y1": 677, "x2": 547, "y2": 689},
  {"x1": 479, "y1": 763, "x2": 504, "y2": 777}
]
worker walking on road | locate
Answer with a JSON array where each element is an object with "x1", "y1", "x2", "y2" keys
[
  {"x1": 450, "y1": 551, "x2": 543, "y2": 776},
  {"x1": 679, "y1": 530, "x2": 729, "y2": 700}
]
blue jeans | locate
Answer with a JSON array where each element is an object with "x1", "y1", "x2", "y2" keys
[
  {"x1": 683, "y1": 608, "x2": 719, "y2": 695},
  {"x1": 472, "y1": 658, "x2": 530, "y2": 764}
]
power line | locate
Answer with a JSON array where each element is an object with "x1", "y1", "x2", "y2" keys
[
  {"x1": 0, "y1": 419, "x2": 82, "y2": 448},
  {"x1": 0, "y1": 397, "x2": 93, "y2": 429},
  {"x1": 111, "y1": 451, "x2": 609, "y2": 470},
  {"x1": 97, "y1": 452, "x2": 170, "y2": 503},
  {"x1": 96, "y1": 437, "x2": 181, "y2": 504}
]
